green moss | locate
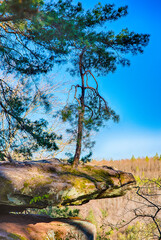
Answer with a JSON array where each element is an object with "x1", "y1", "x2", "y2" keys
[
  {"x1": 0, "y1": 177, "x2": 13, "y2": 202},
  {"x1": 60, "y1": 164, "x2": 114, "y2": 187},
  {"x1": 62, "y1": 187, "x2": 78, "y2": 202},
  {"x1": 119, "y1": 174, "x2": 126, "y2": 183},
  {"x1": 63, "y1": 195, "x2": 71, "y2": 201},
  {"x1": 73, "y1": 177, "x2": 96, "y2": 192},
  {"x1": 21, "y1": 175, "x2": 53, "y2": 194},
  {"x1": 79, "y1": 166, "x2": 114, "y2": 185},
  {"x1": 61, "y1": 175, "x2": 96, "y2": 204},
  {"x1": 23, "y1": 182, "x2": 29, "y2": 188},
  {"x1": 61, "y1": 167, "x2": 83, "y2": 177},
  {"x1": 8, "y1": 233, "x2": 28, "y2": 240},
  {"x1": 81, "y1": 165, "x2": 93, "y2": 171},
  {"x1": 54, "y1": 230, "x2": 64, "y2": 240}
]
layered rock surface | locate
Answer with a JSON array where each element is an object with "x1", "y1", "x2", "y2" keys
[
  {"x1": 0, "y1": 214, "x2": 96, "y2": 240},
  {"x1": 0, "y1": 159, "x2": 135, "y2": 212}
]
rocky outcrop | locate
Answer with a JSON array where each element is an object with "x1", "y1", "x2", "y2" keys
[
  {"x1": 0, "y1": 159, "x2": 135, "y2": 212},
  {"x1": 0, "y1": 214, "x2": 96, "y2": 240}
]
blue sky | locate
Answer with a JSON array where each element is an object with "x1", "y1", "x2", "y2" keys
[{"x1": 72, "y1": 0, "x2": 161, "y2": 160}]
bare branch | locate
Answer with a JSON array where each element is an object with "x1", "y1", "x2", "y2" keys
[
  {"x1": 118, "y1": 216, "x2": 138, "y2": 229},
  {"x1": 66, "y1": 85, "x2": 75, "y2": 105},
  {"x1": 84, "y1": 70, "x2": 98, "y2": 91},
  {"x1": 137, "y1": 186, "x2": 160, "y2": 209},
  {"x1": 74, "y1": 85, "x2": 81, "y2": 106}
]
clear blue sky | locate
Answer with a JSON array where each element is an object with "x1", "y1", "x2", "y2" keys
[{"x1": 71, "y1": 0, "x2": 161, "y2": 160}]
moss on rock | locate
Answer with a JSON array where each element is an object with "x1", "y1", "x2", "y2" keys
[{"x1": 0, "y1": 160, "x2": 135, "y2": 211}]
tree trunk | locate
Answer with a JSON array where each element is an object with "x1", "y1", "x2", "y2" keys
[
  {"x1": 72, "y1": 78, "x2": 85, "y2": 167},
  {"x1": 72, "y1": 50, "x2": 85, "y2": 168},
  {"x1": 73, "y1": 97, "x2": 85, "y2": 167}
]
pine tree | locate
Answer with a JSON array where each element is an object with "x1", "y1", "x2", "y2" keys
[
  {"x1": 0, "y1": 0, "x2": 150, "y2": 165},
  {"x1": 55, "y1": 1, "x2": 149, "y2": 167}
]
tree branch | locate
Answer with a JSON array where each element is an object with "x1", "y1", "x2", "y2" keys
[{"x1": 84, "y1": 70, "x2": 98, "y2": 91}]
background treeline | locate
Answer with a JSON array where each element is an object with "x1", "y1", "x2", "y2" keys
[
  {"x1": 92, "y1": 153, "x2": 161, "y2": 178},
  {"x1": 75, "y1": 155, "x2": 161, "y2": 239}
]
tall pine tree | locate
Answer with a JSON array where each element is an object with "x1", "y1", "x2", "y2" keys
[{"x1": 0, "y1": 0, "x2": 150, "y2": 165}]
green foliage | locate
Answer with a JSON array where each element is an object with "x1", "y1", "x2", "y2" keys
[
  {"x1": 60, "y1": 96, "x2": 119, "y2": 162},
  {"x1": 55, "y1": 0, "x2": 149, "y2": 165},
  {"x1": 97, "y1": 226, "x2": 114, "y2": 240},
  {"x1": 131, "y1": 155, "x2": 136, "y2": 162},
  {"x1": 0, "y1": 0, "x2": 149, "y2": 76},
  {"x1": 134, "y1": 175, "x2": 161, "y2": 186},
  {"x1": 153, "y1": 152, "x2": 161, "y2": 161},
  {"x1": 0, "y1": 0, "x2": 49, "y2": 75},
  {"x1": 65, "y1": 151, "x2": 92, "y2": 164},
  {"x1": 117, "y1": 222, "x2": 157, "y2": 240},
  {"x1": 0, "y1": 78, "x2": 60, "y2": 161},
  {"x1": 80, "y1": 152, "x2": 92, "y2": 164},
  {"x1": 29, "y1": 194, "x2": 50, "y2": 204},
  {"x1": 34, "y1": 206, "x2": 80, "y2": 218},
  {"x1": 145, "y1": 156, "x2": 149, "y2": 162},
  {"x1": 0, "y1": 151, "x2": 5, "y2": 161}
]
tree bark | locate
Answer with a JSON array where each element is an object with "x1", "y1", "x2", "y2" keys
[{"x1": 72, "y1": 49, "x2": 86, "y2": 167}]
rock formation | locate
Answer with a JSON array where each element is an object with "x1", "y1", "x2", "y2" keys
[
  {"x1": 0, "y1": 159, "x2": 135, "y2": 213},
  {"x1": 0, "y1": 159, "x2": 135, "y2": 239},
  {"x1": 0, "y1": 214, "x2": 96, "y2": 240}
]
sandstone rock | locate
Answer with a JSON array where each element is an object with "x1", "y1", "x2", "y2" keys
[
  {"x1": 0, "y1": 159, "x2": 135, "y2": 212},
  {"x1": 0, "y1": 213, "x2": 96, "y2": 240}
]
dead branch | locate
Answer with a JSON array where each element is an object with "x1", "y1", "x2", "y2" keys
[{"x1": 84, "y1": 70, "x2": 98, "y2": 91}]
